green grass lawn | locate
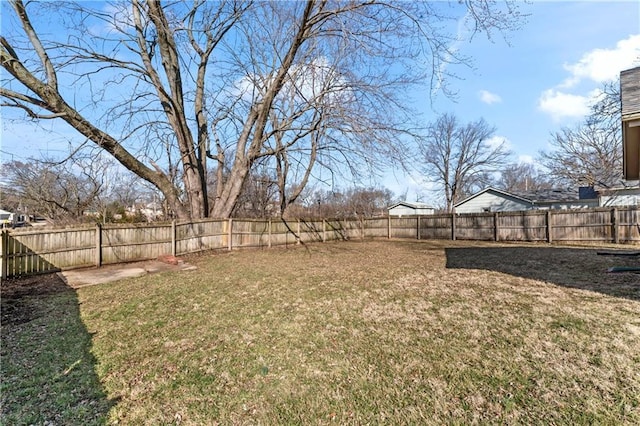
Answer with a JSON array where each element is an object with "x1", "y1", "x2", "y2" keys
[{"x1": 2, "y1": 240, "x2": 640, "y2": 424}]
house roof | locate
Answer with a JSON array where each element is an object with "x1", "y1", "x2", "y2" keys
[
  {"x1": 455, "y1": 186, "x2": 604, "y2": 209},
  {"x1": 515, "y1": 188, "x2": 582, "y2": 203},
  {"x1": 454, "y1": 187, "x2": 533, "y2": 208},
  {"x1": 387, "y1": 201, "x2": 435, "y2": 210},
  {"x1": 597, "y1": 185, "x2": 640, "y2": 195}
]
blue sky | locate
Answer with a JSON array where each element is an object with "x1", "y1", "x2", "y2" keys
[
  {"x1": 387, "y1": 0, "x2": 640, "y2": 202},
  {"x1": 1, "y1": 1, "x2": 639, "y2": 203}
]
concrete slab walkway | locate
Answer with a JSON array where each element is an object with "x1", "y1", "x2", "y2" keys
[{"x1": 58, "y1": 260, "x2": 197, "y2": 288}]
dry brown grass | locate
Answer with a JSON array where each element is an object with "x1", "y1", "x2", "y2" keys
[{"x1": 4, "y1": 239, "x2": 639, "y2": 424}]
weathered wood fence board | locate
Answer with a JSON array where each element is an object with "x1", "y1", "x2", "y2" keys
[
  {"x1": 551, "y1": 209, "x2": 611, "y2": 242},
  {"x1": 618, "y1": 208, "x2": 640, "y2": 242},
  {"x1": 364, "y1": 218, "x2": 389, "y2": 238},
  {"x1": 391, "y1": 217, "x2": 419, "y2": 239},
  {"x1": 455, "y1": 213, "x2": 495, "y2": 241},
  {"x1": 297, "y1": 220, "x2": 321, "y2": 244},
  {"x1": 176, "y1": 220, "x2": 226, "y2": 254},
  {"x1": 2, "y1": 207, "x2": 639, "y2": 279},
  {"x1": 419, "y1": 215, "x2": 453, "y2": 240},
  {"x1": 497, "y1": 211, "x2": 548, "y2": 242},
  {"x1": 101, "y1": 224, "x2": 173, "y2": 265}
]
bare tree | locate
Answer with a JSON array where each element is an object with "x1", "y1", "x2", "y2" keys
[
  {"x1": 539, "y1": 81, "x2": 623, "y2": 188},
  {"x1": 497, "y1": 162, "x2": 554, "y2": 193},
  {"x1": 343, "y1": 187, "x2": 394, "y2": 218},
  {"x1": 1, "y1": 158, "x2": 107, "y2": 222},
  {"x1": 298, "y1": 186, "x2": 393, "y2": 219},
  {"x1": 1, "y1": 0, "x2": 525, "y2": 219},
  {"x1": 419, "y1": 113, "x2": 510, "y2": 212},
  {"x1": 231, "y1": 166, "x2": 279, "y2": 218}
]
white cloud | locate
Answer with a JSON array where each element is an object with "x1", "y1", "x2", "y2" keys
[
  {"x1": 229, "y1": 57, "x2": 357, "y2": 114},
  {"x1": 561, "y1": 34, "x2": 640, "y2": 88},
  {"x1": 518, "y1": 155, "x2": 534, "y2": 164},
  {"x1": 479, "y1": 90, "x2": 502, "y2": 105},
  {"x1": 484, "y1": 135, "x2": 510, "y2": 151},
  {"x1": 539, "y1": 35, "x2": 640, "y2": 122},
  {"x1": 537, "y1": 89, "x2": 592, "y2": 121}
]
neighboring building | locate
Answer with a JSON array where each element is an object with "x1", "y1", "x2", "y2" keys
[
  {"x1": 0, "y1": 209, "x2": 16, "y2": 227},
  {"x1": 453, "y1": 188, "x2": 533, "y2": 213},
  {"x1": 452, "y1": 186, "x2": 633, "y2": 213},
  {"x1": 387, "y1": 201, "x2": 435, "y2": 217},
  {"x1": 599, "y1": 186, "x2": 640, "y2": 207},
  {"x1": 126, "y1": 202, "x2": 164, "y2": 221},
  {"x1": 621, "y1": 66, "x2": 640, "y2": 181},
  {"x1": 518, "y1": 188, "x2": 599, "y2": 210},
  {"x1": 0, "y1": 209, "x2": 32, "y2": 228}
]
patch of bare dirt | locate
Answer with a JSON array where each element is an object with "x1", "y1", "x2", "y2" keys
[{"x1": 1, "y1": 273, "x2": 70, "y2": 326}]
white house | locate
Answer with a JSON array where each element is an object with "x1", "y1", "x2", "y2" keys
[
  {"x1": 126, "y1": 202, "x2": 164, "y2": 221},
  {"x1": 599, "y1": 186, "x2": 640, "y2": 207},
  {"x1": 454, "y1": 187, "x2": 605, "y2": 213},
  {"x1": 387, "y1": 201, "x2": 435, "y2": 217},
  {"x1": 0, "y1": 209, "x2": 15, "y2": 227}
]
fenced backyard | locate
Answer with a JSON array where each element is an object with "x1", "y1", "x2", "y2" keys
[
  {"x1": 2, "y1": 207, "x2": 639, "y2": 278},
  {"x1": 2, "y1": 240, "x2": 639, "y2": 424}
]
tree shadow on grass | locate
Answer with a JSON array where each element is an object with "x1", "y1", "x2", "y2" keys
[
  {"x1": 444, "y1": 245, "x2": 640, "y2": 301},
  {"x1": 1, "y1": 273, "x2": 117, "y2": 424}
]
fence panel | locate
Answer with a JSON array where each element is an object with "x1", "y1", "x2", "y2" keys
[
  {"x1": 617, "y1": 207, "x2": 640, "y2": 242},
  {"x1": 364, "y1": 217, "x2": 389, "y2": 238},
  {"x1": 3, "y1": 227, "x2": 95, "y2": 277},
  {"x1": 498, "y1": 211, "x2": 547, "y2": 241},
  {"x1": 323, "y1": 219, "x2": 347, "y2": 241},
  {"x1": 339, "y1": 219, "x2": 361, "y2": 239},
  {"x1": 552, "y1": 209, "x2": 612, "y2": 242},
  {"x1": 390, "y1": 217, "x2": 418, "y2": 239},
  {"x1": 455, "y1": 213, "x2": 494, "y2": 240},
  {"x1": 177, "y1": 220, "x2": 226, "y2": 254},
  {"x1": 419, "y1": 215, "x2": 452, "y2": 240},
  {"x1": 101, "y1": 224, "x2": 172, "y2": 264},
  {"x1": 231, "y1": 219, "x2": 270, "y2": 248},
  {"x1": 269, "y1": 220, "x2": 298, "y2": 246},
  {"x1": 299, "y1": 219, "x2": 324, "y2": 243}
]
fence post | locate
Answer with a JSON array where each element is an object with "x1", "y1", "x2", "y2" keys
[
  {"x1": 360, "y1": 218, "x2": 365, "y2": 240},
  {"x1": 95, "y1": 223, "x2": 102, "y2": 267},
  {"x1": 417, "y1": 216, "x2": 421, "y2": 240},
  {"x1": 268, "y1": 219, "x2": 272, "y2": 248},
  {"x1": 451, "y1": 213, "x2": 457, "y2": 241},
  {"x1": 228, "y1": 218, "x2": 233, "y2": 251},
  {"x1": 546, "y1": 210, "x2": 553, "y2": 243},
  {"x1": 388, "y1": 215, "x2": 391, "y2": 239},
  {"x1": 322, "y1": 219, "x2": 326, "y2": 242},
  {"x1": 297, "y1": 219, "x2": 301, "y2": 244},
  {"x1": 612, "y1": 208, "x2": 619, "y2": 244},
  {"x1": 1, "y1": 229, "x2": 8, "y2": 280},
  {"x1": 171, "y1": 220, "x2": 177, "y2": 256},
  {"x1": 494, "y1": 212, "x2": 499, "y2": 242}
]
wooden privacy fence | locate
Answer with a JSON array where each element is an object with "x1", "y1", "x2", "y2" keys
[
  {"x1": 1, "y1": 207, "x2": 638, "y2": 279},
  {"x1": 0, "y1": 218, "x2": 376, "y2": 279}
]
